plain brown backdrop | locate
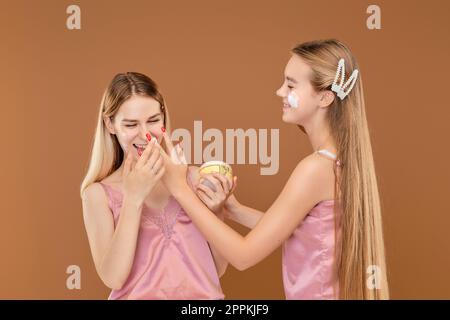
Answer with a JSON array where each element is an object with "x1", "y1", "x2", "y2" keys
[{"x1": 1, "y1": 0, "x2": 449, "y2": 299}]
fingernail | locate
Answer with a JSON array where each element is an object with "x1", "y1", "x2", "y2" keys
[
  {"x1": 146, "y1": 133, "x2": 152, "y2": 141},
  {"x1": 161, "y1": 127, "x2": 166, "y2": 133}
]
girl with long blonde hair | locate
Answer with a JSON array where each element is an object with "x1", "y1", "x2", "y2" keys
[
  {"x1": 158, "y1": 39, "x2": 389, "y2": 299},
  {"x1": 80, "y1": 72, "x2": 231, "y2": 299}
]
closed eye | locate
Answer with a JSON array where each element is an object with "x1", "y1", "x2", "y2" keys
[{"x1": 125, "y1": 119, "x2": 160, "y2": 128}]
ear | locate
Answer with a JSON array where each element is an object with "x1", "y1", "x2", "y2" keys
[
  {"x1": 103, "y1": 116, "x2": 116, "y2": 135},
  {"x1": 318, "y1": 90, "x2": 335, "y2": 108}
]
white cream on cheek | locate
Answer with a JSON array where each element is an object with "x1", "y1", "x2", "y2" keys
[{"x1": 287, "y1": 91, "x2": 299, "y2": 108}]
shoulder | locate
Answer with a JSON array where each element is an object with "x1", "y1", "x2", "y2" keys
[
  {"x1": 81, "y1": 182, "x2": 107, "y2": 204},
  {"x1": 81, "y1": 182, "x2": 114, "y2": 224},
  {"x1": 287, "y1": 153, "x2": 336, "y2": 202},
  {"x1": 293, "y1": 153, "x2": 334, "y2": 176}
]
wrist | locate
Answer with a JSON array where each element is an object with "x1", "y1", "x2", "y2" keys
[
  {"x1": 123, "y1": 193, "x2": 144, "y2": 209},
  {"x1": 225, "y1": 195, "x2": 241, "y2": 215},
  {"x1": 170, "y1": 180, "x2": 191, "y2": 199}
]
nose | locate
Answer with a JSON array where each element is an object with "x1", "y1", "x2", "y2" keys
[
  {"x1": 276, "y1": 84, "x2": 286, "y2": 98},
  {"x1": 138, "y1": 125, "x2": 148, "y2": 141}
]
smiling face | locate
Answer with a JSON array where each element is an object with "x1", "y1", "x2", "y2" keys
[
  {"x1": 104, "y1": 95, "x2": 165, "y2": 159},
  {"x1": 276, "y1": 54, "x2": 324, "y2": 126}
]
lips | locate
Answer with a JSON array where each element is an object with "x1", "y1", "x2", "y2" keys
[{"x1": 133, "y1": 143, "x2": 147, "y2": 153}]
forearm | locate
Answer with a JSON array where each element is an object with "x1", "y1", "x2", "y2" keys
[
  {"x1": 172, "y1": 184, "x2": 252, "y2": 271},
  {"x1": 99, "y1": 197, "x2": 143, "y2": 290},
  {"x1": 225, "y1": 200, "x2": 264, "y2": 229}
]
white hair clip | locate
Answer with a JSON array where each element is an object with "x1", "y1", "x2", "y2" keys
[{"x1": 331, "y1": 58, "x2": 359, "y2": 100}]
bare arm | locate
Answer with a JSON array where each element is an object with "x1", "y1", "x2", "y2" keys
[
  {"x1": 82, "y1": 139, "x2": 164, "y2": 290},
  {"x1": 82, "y1": 184, "x2": 143, "y2": 290},
  {"x1": 224, "y1": 195, "x2": 264, "y2": 229},
  {"x1": 161, "y1": 139, "x2": 329, "y2": 271}
]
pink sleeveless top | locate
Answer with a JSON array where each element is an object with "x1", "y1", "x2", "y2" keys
[
  {"x1": 99, "y1": 171, "x2": 224, "y2": 300},
  {"x1": 282, "y1": 199, "x2": 340, "y2": 299}
]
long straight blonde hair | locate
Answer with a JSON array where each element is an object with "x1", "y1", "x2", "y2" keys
[
  {"x1": 80, "y1": 72, "x2": 172, "y2": 197},
  {"x1": 293, "y1": 40, "x2": 389, "y2": 299}
]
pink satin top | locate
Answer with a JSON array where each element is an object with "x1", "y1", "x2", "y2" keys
[
  {"x1": 282, "y1": 199, "x2": 340, "y2": 299},
  {"x1": 98, "y1": 171, "x2": 224, "y2": 300}
]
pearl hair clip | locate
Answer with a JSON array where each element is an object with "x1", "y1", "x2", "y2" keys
[{"x1": 331, "y1": 58, "x2": 359, "y2": 100}]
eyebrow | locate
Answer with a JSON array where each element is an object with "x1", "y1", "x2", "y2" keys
[
  {"x1": 286, "y1": 76, "x2": 298, "y2": 84},
  {"x1": 121, "y1": 113, "x2": 161, "y2": 123}
]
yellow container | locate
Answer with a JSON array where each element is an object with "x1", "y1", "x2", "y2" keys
[{"x1": 199, "y1": 161, "x2": 233, "y2": 180}]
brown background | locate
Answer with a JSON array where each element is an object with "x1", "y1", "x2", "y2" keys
[{"x1": 1, "y1": 0, "x2": 449, "y2": 299}]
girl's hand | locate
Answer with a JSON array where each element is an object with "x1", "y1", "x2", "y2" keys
[
  {"x1": 122, "y1": 138, "x2": 165, "y2": 205},
  {"x1": 195, "y1": 173, "x2": 237, "y2": 215},
  {"x1": 158, "y1": 130, "x2": 189, "y2": 195}
]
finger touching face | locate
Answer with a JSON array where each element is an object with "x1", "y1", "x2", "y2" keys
[{"x1": 107, "y1": 95, "x2": 165, "y2": 159}]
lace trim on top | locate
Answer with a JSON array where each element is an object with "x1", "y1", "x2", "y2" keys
[{"x1": 99, "y1": 183, "x2": 181, "y2": 240}]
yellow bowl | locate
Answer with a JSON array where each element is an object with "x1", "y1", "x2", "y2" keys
[
  {"x1": 198, "y1": 161, "x2": 233, "y2": 192},
  {"x1": 199, "y1": 161, "x2": 233, "y2": 180}
]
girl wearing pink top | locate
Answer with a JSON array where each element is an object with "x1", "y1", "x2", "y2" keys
[
  {"x1": 158, "y1": 39, "x2": 389, "y2": 300},
  {"x1": 80, "y1": 72, "x2": 230, "y2": 299}
]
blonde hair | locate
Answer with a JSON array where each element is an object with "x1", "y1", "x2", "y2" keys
[
  {"x1": 80, "y1": 72, "x2": 171, "y2": 197},
  {"x1": 292, "y1": 39, "x2": 389, "y2": 299}
]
